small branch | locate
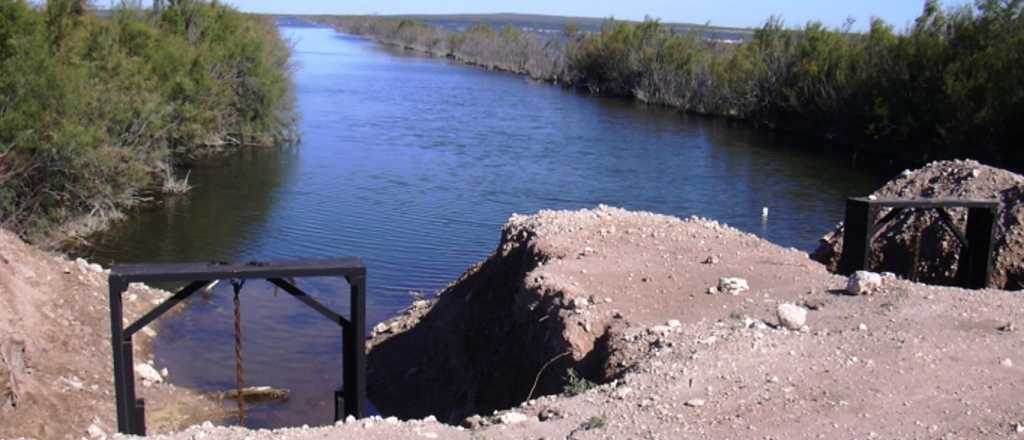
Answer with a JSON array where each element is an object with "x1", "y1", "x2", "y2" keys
[{"x1": 526, "y1": 350, "x2": 572, "y2": 402}]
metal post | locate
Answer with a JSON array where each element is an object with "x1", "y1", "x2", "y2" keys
[
  {"x1": 959, "y1": 207, "x2": 997, "y2": 289},
  {"x1": 122, "y1": 335, "x2": 143, "y2": 435},
  {"x1": 109, "y1": 278, "x2": 132, "y2": 434},
  {"x1": 839, "y1": 198, "x2": 871, "y2": 275},
  {"x1": 133, "y1": 399, "x2": 146, "y2": 435},
  {"x1": 343, "y1": 274, "x2": 367, "y2": 419}
]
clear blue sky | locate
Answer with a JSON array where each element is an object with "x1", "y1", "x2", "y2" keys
[{"x1": 219, "y1": 0, "x2": 972, "y2": 30}]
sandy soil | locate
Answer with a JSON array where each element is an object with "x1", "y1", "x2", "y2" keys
[
  {"x1": 132, "y1": 206, "x2": 1024, "y2": 440},
  {"x1": 0, "y1": 230, "x2": 220, "y2": 440}
]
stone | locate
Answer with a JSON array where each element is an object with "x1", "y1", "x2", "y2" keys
[
  {"x1": 776, "y1": 304, "x2": 807, "y2": 330},
  {"x1": 649, "y1": 325, "x2": 673, "y2": 335},
  {"x1": 847, "y1": 271, "x2": 882, "y2": 295},
  {"x1": 373, "y1": 322, "x2": 389, "y2": 334},
  {"x1": 702, "y1": 256, "x2": 720, "y2": 265},
  {"x1": 571, "y1": 297, "x2": 590, "y2": 309},
  {"x1": 858, "y1": 323, "x2": 869, "y2": 332},
  {"x1": 134, "y1": 363, "x2": 163, "y2": 384},
  {"x1": 498, "y1": 411, "x2": 530, "y2": 424},
  {"x1": 86, "y1": 423, "x2": 105, "y2": 439},
  {"x1": 461, "y1": 415, "x2": 483, "y2": 429},
  {"x1": 684, "y1": 398, "x2": 706, "y2": 407},
  {"x1": 667, "y1": 319, "x2": 681, "y2": 328},
  {"x1": 612, "y1": 386, "x2": 632, "y2": 399},
  {"x1": 538, "y1": 407, "x2": 564, "y2": 421},
  {"x1": 717, "y1": 277, "x2": 749, "y2": 295},
  {"x1": 1001, "y1": 358, "x2": 1013, "y2": 368}
]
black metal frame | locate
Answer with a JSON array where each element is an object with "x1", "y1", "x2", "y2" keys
[
  {"x1": 838, "y1": 197, "x2": 998, "y2": 289},
  {"x1": 108, "y1": 259, "x2": 367, "y2": 435}
]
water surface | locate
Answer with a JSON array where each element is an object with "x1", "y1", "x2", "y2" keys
[{"x1": 80, "y1": 25, "x2": 883, "y2": 428}]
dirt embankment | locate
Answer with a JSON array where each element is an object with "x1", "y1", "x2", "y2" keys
[
  {"x1": 0, "y1": 230, "x2": 218, "y2": 439},
  {"x1": 139, "y1": 206, "x2": 1024, "y2": 440},
  {"x1": 812, "y1": 159, "x2": 1024, "y2": 290}
]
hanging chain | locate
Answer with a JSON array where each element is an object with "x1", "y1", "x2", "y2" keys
[{"x1": 230, "y1": 279, "x2": 246, "y2": 425}]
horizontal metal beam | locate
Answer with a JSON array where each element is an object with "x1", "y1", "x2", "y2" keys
[
  {"x1": 849, "y1": 197, "x2": 998, "y2": 210},
  {"x1": 125, "y1": 280, "x2": 210, "y2": 337},
  {"x1": 111, "y1": 258, "x2": 365, "y2": 283},
  {"x1": 267, "y1": 278, "x2": 350, "y2": 328}
]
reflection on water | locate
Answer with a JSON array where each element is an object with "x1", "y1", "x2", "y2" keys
[{"x1": 78, "y1": 25, "x2": 884, "y2": 428}]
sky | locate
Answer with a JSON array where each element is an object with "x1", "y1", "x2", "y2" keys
[{"x1": 218, "y1": 0, "x2": 973, "y2": 30}]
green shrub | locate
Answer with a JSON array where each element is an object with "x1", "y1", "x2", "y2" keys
[{"x1": 0, "y1": 0, "x2": 294, "y2": 241}]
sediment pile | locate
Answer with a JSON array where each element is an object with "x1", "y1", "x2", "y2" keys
[
  {"x1": 0, "y1": 230, "x2": 217, "y2": 439},
  {"x1": 812, "y1": 159, "x2": 1024, "y2": 290}
]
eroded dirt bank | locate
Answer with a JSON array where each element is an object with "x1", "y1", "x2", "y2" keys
[
  {"x1": 0, "y1": 230, "x2": 218, "y2": 439},
  {"x1": 139, "y1": 206, "x2": 1024, "y2": 440}
]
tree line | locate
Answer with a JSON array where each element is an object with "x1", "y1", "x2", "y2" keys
[
  {"x1": 0, "y1": 0, "x2": 295, "y2": 242},
  {"x1": 319, "y1": 0, "x2": 1023, "y2": 169}
]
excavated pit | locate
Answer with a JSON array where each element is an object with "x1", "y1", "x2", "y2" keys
[{"x1": 365, "y1": 217, "x2": 631, "y2": 424}]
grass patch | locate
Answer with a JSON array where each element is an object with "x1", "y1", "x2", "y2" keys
[{"x1": 562, "y1": 368, "x2": 597, "y2": 397}]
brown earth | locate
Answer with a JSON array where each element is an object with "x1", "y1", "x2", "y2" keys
[
  {"x1": 812, "y1": 159, "x2": 1024, "y2": 290},
  {"x1": 0, "y1": 229, "x2": 220, "y2": 440},
  {"x1": 138, "y1": 206, "x2": 1024, "y2": 440}
]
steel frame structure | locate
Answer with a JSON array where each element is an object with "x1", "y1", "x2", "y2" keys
[
  {"x1": 107, "y1": 259, "x2": 366, "y2": 435},
  {"x1": 838, "y1": 197, "x2": 998, "y2": 289}
]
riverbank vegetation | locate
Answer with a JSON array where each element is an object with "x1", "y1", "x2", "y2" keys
[
  {"x1": 0, "y1": 0, "x2": 294, "y2": 242},
  {"x1": 319, "y1": 0, "x2": 1023, "y2": 169}
]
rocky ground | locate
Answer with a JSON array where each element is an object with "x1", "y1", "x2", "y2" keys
[
  {"x1": 127, "y1": 206, "x2": 1024, "y2": 440},
  {"x1": 813, "y1": 159, "x2": 1024, "y2": 290},
  {"x1": 0, "y1": 229, "x2": 220, "y2": 440}
]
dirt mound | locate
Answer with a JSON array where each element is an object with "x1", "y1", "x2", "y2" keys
[
  {"x1": 364, "y1": 206, "x2": 832, "y2": 424},
  {"x1": 811, "y1": 160, "x2": 1024, "y2": 289},
  {"x1": 0, "y1": 229, "x2": 218, "y2": 439}
]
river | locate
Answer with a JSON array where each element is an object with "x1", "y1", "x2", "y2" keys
[{"x1": 78, "y1": 24, "x2": 883, "y2": 428}]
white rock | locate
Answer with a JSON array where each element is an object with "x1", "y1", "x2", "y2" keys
[
  {"x1": 572, "y1": 297, "x2": 590, "y2": 309},
  {"x1": 667, "y1": 319, "x2": 681, "y2": 328},
  {"x1": 1001, "y1": 358, "x2": 1013, "y2": 368},
  {"x1": 498, "y1": 411, "x2": 530, "y2": 424},
  {"x1": 776, "y1": 304, "x2": 808, "y2": 330},
  {"x1": 858, "y1": 323, "x2": 869, "y2": 332},
  {"x1": 847, "y1": 271, "x2": 883, "y2": 295},
  {"x1": 134, "y1": 363, "x2": 163, "y2": 384},
  {"x1": 649, "y1": 325, "x2": 673, "y2": 335},
  {"x1": 160, "y1": 368, "x2": 169, "y2": 378},
  {"x1": 717, "y1": 277, "x2": 749, "y2": 295},
  {"x1": 684, "y1": 398, "x2": 706, "y2": 407},
  {"x1": 612, "y1": 386, "x2": 632, "y2": 399},
  {"x1": 86, "y1": 423, "x2": 105, "y2": 439},
  {"x1": 373, "y1": 322, "x2": 389, "y2": 334}
]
